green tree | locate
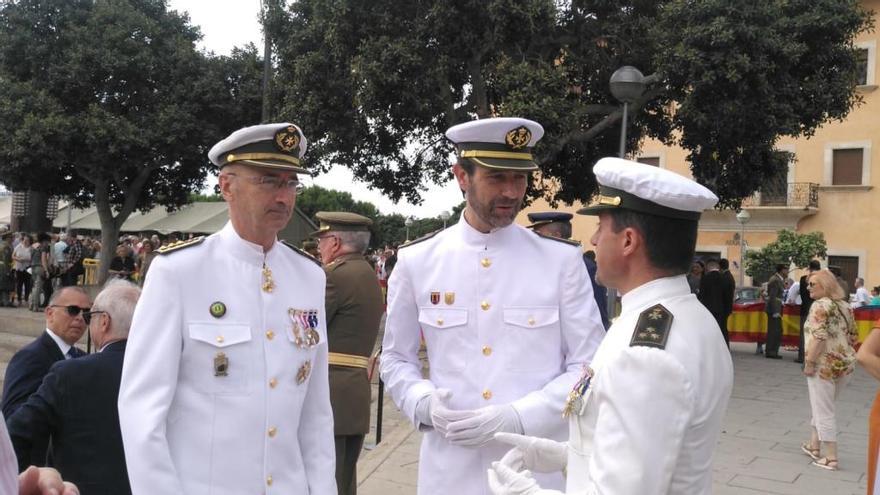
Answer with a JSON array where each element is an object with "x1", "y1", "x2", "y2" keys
[
  {"x1": 295, "y1": 185, "x2": 380, "y2": 220},
  {"x1": 0, "y1": 0, "x2": 263, "y2": 281},
  {"x1": 744, "y1": 229, "x2": 827, "y2": 281},
  {"x1": 266, "y1": 0, "x2": 871, "y2": 209}
]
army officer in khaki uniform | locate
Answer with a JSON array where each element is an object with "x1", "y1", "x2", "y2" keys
[{"x1": 313, "y1": 212, "x2": 384, "y2": 495}]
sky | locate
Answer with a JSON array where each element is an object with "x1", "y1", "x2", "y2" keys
[{"x1": 167, "y1": 0, "x2": 464, "y2": 218}]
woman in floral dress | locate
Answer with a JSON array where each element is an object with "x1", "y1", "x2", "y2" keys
[{"x1": 801, "y1": 269, "x2": 857, "y2": 471}]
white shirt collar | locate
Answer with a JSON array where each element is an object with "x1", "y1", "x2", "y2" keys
[
  {"x1": 621, "y1": 275, "x2": 691, "y2": 315},
  {"x1": 218, "y1": 221, "x2": 279, "y2": 267},
  {"x1": 45, "y1": 328, "x2": 73, "y2": 358}
]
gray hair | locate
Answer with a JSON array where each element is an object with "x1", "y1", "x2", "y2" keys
[
  {"x1": 93, "y1": 279, "x2": 141, "y2": 338},
  {"x1": 336, "y1": 230, "x2": 371, "y2": 254}
]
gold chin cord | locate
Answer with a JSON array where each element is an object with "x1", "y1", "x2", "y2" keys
[{"x1": 262, "y1": 261, "x2": 275, "y2": 293}]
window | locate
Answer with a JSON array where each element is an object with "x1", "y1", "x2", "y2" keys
[
  {"x1": 832, "y1": 148, "x2": 864, "y2": 185},
  {"x1": 855, "y1": 41, "x2": 876, "y2": 87},
  {"x1": 827, "y1": 256, "x2": 859, "y2": 295},
  {"x1": 637, "y1": 156, "x2": 660, "y2": 167},
  {"x1": 857, "y1": 48, "x2": 870, "y2": 86}
]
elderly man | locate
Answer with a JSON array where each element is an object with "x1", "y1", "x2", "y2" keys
[
  {"x1": 312, "y1": 212, "x2": 384, "y2": 495},
  {"x1": 489, "y1": 158, "x2": 734, "y2": 495},
  {"x1": 2, "y1": 287, "x2": 88, "y2": 418},
  {"x1": 7, "y1": 280, "x2": 140, "y2": 494},
  {"x1": 380, "y1": 117, "x2": 605, "y2": 495},
  {"x1": 118, "y1": 123, "x2": 335, "y2": 495}
]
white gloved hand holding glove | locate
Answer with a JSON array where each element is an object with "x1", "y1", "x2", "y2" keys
[
  {"x1": 488, "y1": 462, "x2": 563, "y2": 495},
  {"x1": 444, "y1": 404, "x2": 523, "y2": 447},
  {"x1": 416, "y1": 388, "x2": 473, "y2": 436},
  {"x1": 494, "y1": 432, "x2": 568, "y2": 473}
]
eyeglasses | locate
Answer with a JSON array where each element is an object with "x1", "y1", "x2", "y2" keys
[
  {"x1": 223, "y1": 172, "x2": 304, "y2": 193},
  {"x1": 316, "y1": 235, "x2": 339, "y2": 244},
  {"x1": 50, "y1": 305, "x2": 93, "y2": 323},
  {"x1": 83, "y1": 310, "x2": 108, "y2": 325}
]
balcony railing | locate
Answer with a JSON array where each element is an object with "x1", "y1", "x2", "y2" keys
[{"x1": 741, "y1": 182, "x2": 819, "y2": 208}]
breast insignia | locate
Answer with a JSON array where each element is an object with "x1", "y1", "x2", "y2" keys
[
  {"x1": 281, "y1": 240, "x2": 322, "y2": 266},
  {"x1": 532, "y1": 231, "x2": 581, "y2": 247},
  {"x1": 156, "y1": 236, "x2": 205, "y2": 255},
  {"x1": 630, "y1": 304, "x2": 673, "y2": 350}
]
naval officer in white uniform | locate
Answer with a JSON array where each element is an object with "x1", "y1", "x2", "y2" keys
[
  {"x1": 118, "y1": 123, "x2": 336, "y2": 495},
  {"x1": 380, "y1": 118, "x2": 606, "y2": 495},
  {"x1": 488, "y1": 158, "x2": 734, "y2": 494}
]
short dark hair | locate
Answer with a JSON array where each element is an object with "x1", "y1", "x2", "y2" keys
[
  {"x1": 457, "y1": 159, "x2": 475, "y2": 176},
  {"x1": 775, "y1": 263, "x2": 787, "y2": 272},
  {"x1": 584, "y1": 250, "x2": 596, "y2": 261},
  {"x1": 608, "y1": 209, "x2": 698, "y2": 275},
  {"x1": 808, "y1": 260, "x2": 821, "y2": 271},
  {"x1": 719, "y1": 258, "x2": 729, "y2": 270}
]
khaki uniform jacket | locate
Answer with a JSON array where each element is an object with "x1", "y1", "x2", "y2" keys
[
  {"x1": 766, "y1": 273, "x2": 785, "y2": 316},
  {"x1": 324, "y1": 253, "x2": 384, "y2": 436}
]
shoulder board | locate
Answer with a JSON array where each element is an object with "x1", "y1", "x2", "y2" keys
[
  {"x1": 324, "y1": 258, "x2": 348, "y2": 272},
  {"x1": 281, "y1": 240, "x2": 322, "y2": 267},
  {"x1": 398, "y1": 229, "x2": 442, "y2": 250},
  {"x1": 156, "y1": 236, "x2": 205, "y2": 255},
  {"x1": 533, "y1": 231, "x2": 581, "y2": 247},
  {"x1": 630, "y1": 303, "x2": 673, "y2": 350}
]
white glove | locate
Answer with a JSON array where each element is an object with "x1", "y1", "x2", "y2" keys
[
  {"x1": 445, "y1": 404, "x2": 523, "y2": 447},
  {"x1": 495, "y1": 432, "x2": 568, "y2": 473},
  {"x1": 416, "y1": 389, "x2": 473, "y2": 436},
  {"x1": 488, "y1": 463, "x2": 548, "y2": 495}
]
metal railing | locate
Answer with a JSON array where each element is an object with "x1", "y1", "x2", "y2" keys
[{"x1": 741, "y1": 182, "x2": 819, "y2": 208}]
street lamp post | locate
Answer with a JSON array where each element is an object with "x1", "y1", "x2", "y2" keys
[
  {"x1": 604, "y1": 66, "x2": 647, "y2": 320},
  {"x1": 439, "y1": 210, "x2": 451, "y2": 229},
  {"x1": 736, "y1": 210, "x2": 751, "y2": 286},
  {"x1": 404, "y1": 216, "x2": 413, "y2": 242}
]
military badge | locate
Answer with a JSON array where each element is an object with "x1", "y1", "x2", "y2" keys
[
  {"x1": 562, "y1": 366, "x2": 593, "y2": 418},
  {"x1": 505, "y1": 126, "x2": 532, "y2": 150},
  {"x1": 209, "y1": 301, "x2": 226, "y2": 318},
  {"x1": 630, "y1": 304, "x2": 673, "y2": 349},
  {"x1": 430, "y1": 291, "x2": 440, "y2": 305},
  {"x1": 261, "y1": 263, "x2": 275, "y2": 293},
  {"x1": 274, "y1": 125, "x2": 301, "y2": 152},
  {"x1": 444, "y1": 292, "x2": 455, "y2": 305},
  {"x1": 214, "y1": 352, "x2": 229, "y2": 377},
  {"x1": 296, "y1": 360, "x2": 312, "y2": 385},
  {"x1": 288, "y1": 308, "x2": 321, "y2": 349}
]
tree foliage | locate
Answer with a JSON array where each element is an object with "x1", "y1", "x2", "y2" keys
[
  {"x1": 0, "y1": 0, "x2": 263, "y2": 280},
  {"x1": 266, "y1": 0, "x2": 871, "y2": 209},
  {"x1": 744, "y1": 229, "x2": 827, "y2": 280}
]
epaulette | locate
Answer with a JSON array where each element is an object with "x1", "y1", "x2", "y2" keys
[
  {"x1": 398, "y1": 229, "x2": 442, "y2": 250},
  {"x1": 324, "y1": 258, "x2": 347, "y2": 272},
  {"x1": 630, "y1": 304, "x2": 673, "y2": 350},
  {"x1": 533, "y1": 231, "x2": 581, "y2": 247},
  {"x1": 281, "y1": 240, "x2": 322, "y2": 267},
  {"x1": 156, "y1": 236, "x2": 205, "y2": 255}
]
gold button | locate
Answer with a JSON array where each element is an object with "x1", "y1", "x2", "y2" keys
[
  {"x1": 266, "y1": 330, "x2": 275, "y2": 340},
  {"x1": 215, "y1": 335, "x2": 224, "y2": 344},
  {"x1": 437, "y1": 318, "x2": 444, "y2": 326},
  {"x1": 481, "y1": 258, "x2": 491, "y2": 268},
  {"x1": 482, "y1": 389, "x2": 492, "y2": 400},
  {"x1": 482, "y1": 346, "x2": 492, "y2": 356},
  {"x1": 268, "y1": 426, "x2": 277, "y2": 437},
  {"x1": 481, "y1": 301, "x2": 490, "y2": 311},
  {"x1": 269, "y1": 378, "x2": 278, "y2": 388},
  {"x1": 267, "y1": 475, "x2": 273, "y2": 486},
  {"x1": 528, "y1": 317, "x2": 536, "y2": 326}
]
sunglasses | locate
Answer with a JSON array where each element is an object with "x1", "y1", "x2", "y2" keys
[{"x1": 49, "y1": 305, "x2": 93, "y2": 323}]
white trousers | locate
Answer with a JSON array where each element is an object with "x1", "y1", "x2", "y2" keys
[{"x1": 806, "y1": 373, "x2": 851, "y2": 442}]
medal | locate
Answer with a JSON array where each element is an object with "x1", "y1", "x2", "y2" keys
[
  {"x1": 209, "y1": 301, "x2": 226, "y2": 318},
  {"x1": 288, "y1": 309, "x2": 321, "y2": 349},
  {"x1": 262, "y1": 262, "x2": 275, "y2": 293},
  {"x1": 562, "y1": 366, "x2": 593, "y2": 418},
  {"x1": 296, "y1": 360, "x2": 312, "y2": 384},
  {"x1": 214, "y1": 352, "x2": 229, "y2": 377}
]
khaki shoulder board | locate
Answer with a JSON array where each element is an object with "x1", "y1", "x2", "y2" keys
[
  {"x1": 281, "y1": 240, "x2": 322, "y2": 267},
  {"x1": 399, "y1": 229, "x2": 442, "y2": 250},
  {"x1": 156, "y1": 236, "x2": 205, "y2": 255},
  {"x1": 533, "y1": 231, "x2": 581, "y2": 247},
  {"x1": 630, "y1": 304, "x2": 673, "y2": 350},
  {"x1": 324, "y1": 258, "x2": 348, "y2": 272}
]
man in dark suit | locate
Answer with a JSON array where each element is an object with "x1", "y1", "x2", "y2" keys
[
  {"x1": 1, "y1": 287, "x2": 89, "y2": 418},
  {"x1": 313, "y1": 212, "x2": 384, "y2": 495},
  {"x1": 764, "y1": 263, "x2": 788, "y2": 359},
  {"x1": 698, "y1": 259, "x2": 729, "y2": 345},
  {"x1": 6, "y1": 279, "x2": 140, "y2": 494},
  {"x1": 796, "y1": 260, "x2": 822, "y2": 363},
  {"x1": 719, "y1": 259, "x2": 736, "y2": 344}
]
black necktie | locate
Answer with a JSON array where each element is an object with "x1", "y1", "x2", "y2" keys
[{"x1": 66, "y1": 348, "x2": 77, "y2": 359}]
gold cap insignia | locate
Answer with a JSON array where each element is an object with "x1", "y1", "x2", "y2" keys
[
  {"x1": 505, "y1": 126, "x2": 532, "y2": 150},
  {"x1": 274, "y1": 125, "x2": 301, "y2": 152}
]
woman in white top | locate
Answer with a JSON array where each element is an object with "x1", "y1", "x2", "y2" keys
[{"x1": 11, "y1": 235, "x2": 32, "y2": 307}]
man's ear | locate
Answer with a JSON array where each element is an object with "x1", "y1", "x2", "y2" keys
[
  {"x1": 620, "y1": 227, "x2": 642, "y2": 258},
  {"x1": 218, "y1": 172, "x2": 235, "y2": 202},
  {"x1": 452, "y1": 163, "x2": 470, "y2": 193}
]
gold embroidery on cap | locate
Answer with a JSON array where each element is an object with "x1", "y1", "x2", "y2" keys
[
  {"x1": 274, "y1": 125, "x2": 301, "y2": 152},
  {"x1": 505, "y1": 126, "x2": 531, "y2": 150}
]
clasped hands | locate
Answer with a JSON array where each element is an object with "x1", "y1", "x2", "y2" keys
[{"x1": 422, "y1": 389, "x2": 521, "y2": 447}]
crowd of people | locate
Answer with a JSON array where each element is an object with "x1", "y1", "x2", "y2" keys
[{"x1": 0, "y1": 118, "x2": 873, "y2": 495}]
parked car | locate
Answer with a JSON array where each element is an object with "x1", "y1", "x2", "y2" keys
[{"x1": 734, "y1": 286, "x2": 763, "y2": 305}]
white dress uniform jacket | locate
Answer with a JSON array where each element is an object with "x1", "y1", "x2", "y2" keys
[
  {"x1": 565, "y1": 275, "x2": 733, "y2": 494},
  {"x1": 118, "y1": 222, "x2": 336, "y2": 495},
  {"x1": 381, "y1": 218, "x2": 605, "y2": 495}
]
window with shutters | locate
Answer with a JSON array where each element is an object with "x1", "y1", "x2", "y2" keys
[
  {"x1": 832, "y1": 148, "x2": 864, "y2": 185},
  {"x1": 855, "y1": 41, "x2": 876, "y2": 87}
]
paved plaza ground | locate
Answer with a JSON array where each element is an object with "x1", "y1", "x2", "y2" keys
[{"x1": 0, "y1": 306, "x2": 875, "y2": 494}]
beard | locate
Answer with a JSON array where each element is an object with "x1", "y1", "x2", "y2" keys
[{"x1": 467, "y1": 187, "x2": 522, "y2": 230}]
